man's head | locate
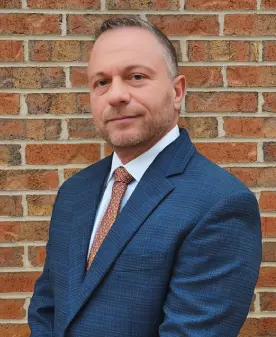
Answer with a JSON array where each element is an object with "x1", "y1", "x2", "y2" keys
[{"x1": 88, "y1": 17, "x2": 186, "y2": 158}]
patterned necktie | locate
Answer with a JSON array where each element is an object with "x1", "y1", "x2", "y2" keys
[{"x1": 86, "y1": 166, "x2": 134, "y2": 271}]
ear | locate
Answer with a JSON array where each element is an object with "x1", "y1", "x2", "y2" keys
[{"x1": 172, "y1": 75, "x2": 186, "y2": 111}]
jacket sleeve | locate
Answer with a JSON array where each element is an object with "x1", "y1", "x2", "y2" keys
[
  {"x1": 28, "y1": 190, "x2": 61, "y2": 337},
  {"x1": 159, "y1": 190, "x2": 262, "y2": 337}
]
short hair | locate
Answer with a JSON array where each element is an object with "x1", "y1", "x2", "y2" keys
[{"x1": 94, "y1": 17, "x2": 179, "y2": 79}]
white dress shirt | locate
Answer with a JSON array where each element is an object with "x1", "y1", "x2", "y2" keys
[{"x1": 87, "y1": 125, "x2": 180, "y2": 259}]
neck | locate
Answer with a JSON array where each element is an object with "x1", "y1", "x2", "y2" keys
[{"x1": 113, "y1": 124, "x2": 178, "y2": 165}]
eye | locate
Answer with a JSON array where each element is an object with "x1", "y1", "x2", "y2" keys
[
  {"x1": 95, "y1": 79, "x2": 108, "y2": 88},
  {"x1": 131, "y1": 74, "x2": 145, "y2": 81}
]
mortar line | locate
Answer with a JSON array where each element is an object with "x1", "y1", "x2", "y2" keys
[
  {"x1": 257, "y1": 0, "x2": 262, "y2": 10},
  {"x1": 254, "y1": 292, "x2": 261, "y2": 312},
  {"x1": 217, "y1": 117, "x2": 225, "y2": 137},
  {"x1": 0, "y1": 9, "x2": 275, "y2": 14},
  {"x1": 257, "y1": 142, "x2": 264, "y2": 162},
  {"x1": 218, "y1": 14, "x2": 224, "y2": 36},
  {"x1": 21, "y1": 194, "x2": 28, "y2": 217},
  {"x1": 23, "y1": 40, "x2": 29, "y2": 62},
  {"x1": 180, "y1": 40, "x2": 188, "y2": 62},
  {"x1": 21, "y1": 0, "x2": 27, "y2": 8},
  {"x1": 3, "y1": 61, "x2": 276, "y2": 67},
  {"x1": 258, "y1": 92, "x2": 264, "y2": 113},
  {"x1": 20, "y1": 143, "x2": 26, "y2": 165},
  {"x1": 61, "y1": 13, "x2": 67, "y2": 36},
  {"x1": 101, "y1": 0, "x2": 106, "y2": 11},
  {"x1": 1, "y1": 35, "x2": 276, "y2": 41},
  {"x1": 259, "y1": 41, "x2": 263, "y2": 62},
  {"x1": 179, "y1": 0, "x2": 185, "y2": 11},
  {"x1": 23, "y1": 246, "x2": 30, "y2": 268}
]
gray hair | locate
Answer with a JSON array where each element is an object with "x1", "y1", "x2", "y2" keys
[{"x1": 94, "y1": 17, "x2": 179, "y2": 80}]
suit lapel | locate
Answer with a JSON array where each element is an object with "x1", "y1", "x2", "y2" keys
[
  {"x1": 67, "y1": 166, "x2": 174, "y2": 327},
  {"x1": 67, "y1": 155, "x2": 112, "y2": 313},
  {"x1": 65, "y1": 128, "x2": 197, "y2": 331}
]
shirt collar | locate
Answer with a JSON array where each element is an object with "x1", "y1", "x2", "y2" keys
[{"x1": 107, "y1": 125, "x2": 180, "y2": 184}]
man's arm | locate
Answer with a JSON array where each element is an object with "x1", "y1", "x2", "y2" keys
[
  {"x1": 159, "y1": 191, "x2": 262, "y2": 337},
  {"x1": 28, "y1": 191, "x2": 60, "y2": 337}
]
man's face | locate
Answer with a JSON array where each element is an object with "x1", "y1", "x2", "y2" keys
[{"x1": 88, "y1": 27, "x2": 184, "y2": 150}]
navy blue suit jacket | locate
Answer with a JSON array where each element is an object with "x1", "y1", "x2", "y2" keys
[{"x1": 28, "y1": 128, "x2": 262, "y2": 337}]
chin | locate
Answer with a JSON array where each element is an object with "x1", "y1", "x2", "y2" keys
[{"x1": 108, "y1": 130, "x2": 145, "y2": 148}]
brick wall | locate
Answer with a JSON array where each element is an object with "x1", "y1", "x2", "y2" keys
[{"x1": 0, "y1": 0, "x2": 275, "y2": 336}]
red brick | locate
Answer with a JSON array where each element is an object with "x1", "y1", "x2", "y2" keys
[
  {"x1": 179, "y1": 67, "x2": 222, "y2": 88},
  {"x1": 263, "y1": 93, "x2": 276, "y2": 113},
  {"x1": 185, "y1": 0, "x2": 256, "y2": 9},
  {"x1": 26, "y1": 144, "x2": 100, "y2": 164},
  {"x1": 224, "y1": 117, "x2": 276, "y2": 138},
  {"x1": 0, "y1": 67, "x2": 65, "y2": 89},
  {"x1": 260, "y1": 292, "x2": 276, "y2": 311},
  {"x1": 0, "y1": 145, "x2": 21, "y2": 166},
  {"x1": 227, "y1": 66, "x2": 276, "y2": 87},
  {"x1": 0, "y1": 14, "x2": 61, "y2": 35},
  {"x1": 263, "y1": 243, "x2": 276, "y2": 262},
  {"x1": 107, "y1": 0, "x2": 178, "y2": 10},
  {"x1": 0, "y1": 324, "x2": 30, "y2": 337},
  {"x1": 0, "y1": 196, "x2": 23, "y2": 217},
  {"x1": 195, "y1": 142, "x2": 257, "y2": 163},
  {"x1": 0, "y1": 119, "x2": 61, "y2": 140},
  {"x1": 148, "y1": 15, "x2": 219, "y2": 36},
  {"x1": 0, "y1": 41, "x2": 23, "y2": 62},
  {"x1": 27, "y1": 194, "x2": 56, "y2": 216},
  {"x1": 262, "y1": 0, "x2": 276, "y2": 9},
  {"x1": 71, "y1": 67, "x2": 88, "y2": 87},
  {"x1": 264, "y1": 143, "x2": 276, "y2": 162},
  {"x1": 0, "y1": 247, "x2": 24, "y2": 267},
  {"x1": 26, "y1": 93, "x2": 90, "y2": 115},
  {"x1": 28, "y1": 246, "x2": 46, "y2": 267},
  {"x1": 257, "y1": 267, "x2": 276, "y2": 287},
  {"x1": 0, "y1": 272, "x2": 41, "y2": 292},
  {"x1": 239, "y1": 318, "x2": 276, "y2": 337},
  {"x1": 188, "y1": 41, "x2": 258, "y2": 62},
  {"x1": 0, "y1": 0, "x2": 21, "y2": 8},
  {"x1": 227, "y1": 167, "x2": 276, "y2": 187},
  {"x1": 178, "y1": 117, "x2": 218, "y2": 138},
  {"x1": 68, "y1": 119, "x2": 101, "y2": 139},
  {"x1": 27, "y1": 0, "x2": 100, "y2": 9},
  {"x1": 186, "y1": 92, "x2": 257, "y2": 113},
  {"x1": 80, "y1": 41, "x2": 94, "y2": 62},
  {"x1": 0, "y1": 299, "x2": 25, "y2": 319},
  {"x1": 0, "y1": 93, "x2": 20, "y2": 115},
  {"x1": 224, "y1": 15, "x2": 276, "y2": 36},
  {"x1": 262, "y1": 217, "x2": 276, "y2": 238},
  {"x1": 68, "y1": 14, "x2": 135, "y2": 35},
  {"x1": 0, "y1": 170, "x2": 59, "y2": 191},
  {"x1": 263, "y1": 41, "x2": 276, "y2": 61},
  {"x1": 64, "y1": 168, "x2": 83, "y2": 180},
  {"x1": 260, "y1": 192, "x2": 276, "y2": 211},
  {"x1": 27, "y1": 119, "x2": 61, "y2": 140},
  {"x1": 29, "y1": 40, "x2": 82, "y2": 62},
  {"x1": 0, "y1": 221, "x2": 49, "y2": 242}
]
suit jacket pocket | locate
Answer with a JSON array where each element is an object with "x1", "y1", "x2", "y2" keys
[{"x1": 113, "y1": 252, "x2": 167, "y2": 272}]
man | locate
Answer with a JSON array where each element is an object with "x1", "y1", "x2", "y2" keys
[{"x1": 28, "y1": 17, "x2": 262, "y2": 337}]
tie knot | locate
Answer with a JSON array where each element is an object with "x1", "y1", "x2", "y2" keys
[{"x1": 114, "y1": 167, "x2": 134, "y2": 184}]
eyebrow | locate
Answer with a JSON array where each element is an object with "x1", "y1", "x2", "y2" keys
[{"x1": 89, "y1": 65, "x2": 156, "y2": 82}]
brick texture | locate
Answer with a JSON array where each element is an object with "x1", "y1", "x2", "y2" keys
[
  {"x1": 185, "y1": 0, "x2": 256, "y2": 10},
  {"x1": 188, "y1": 40, "x2": 259, "y2": 62},
  {"x1": 0, "y1": 0, "x2": 274, "y2": 335},
  {"x1": 224, "y1": 15, "x2": 276, "y2": 36}
]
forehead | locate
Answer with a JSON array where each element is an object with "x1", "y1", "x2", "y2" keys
[{"x1": 89, "y1": 27, "x2": 167, "y2": 74}]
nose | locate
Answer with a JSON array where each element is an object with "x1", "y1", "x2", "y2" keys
[{"x1": 107, "y1": 78, "x2": 131, "y2": 106}]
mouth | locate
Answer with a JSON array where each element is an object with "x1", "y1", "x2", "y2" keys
[{"x1": 107, "y1": 116, "x2": 139, "y2": 123}]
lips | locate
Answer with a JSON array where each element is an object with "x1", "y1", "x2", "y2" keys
[{"x1": 107, "y1": 116, "x2": 138, "y2": 122}]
